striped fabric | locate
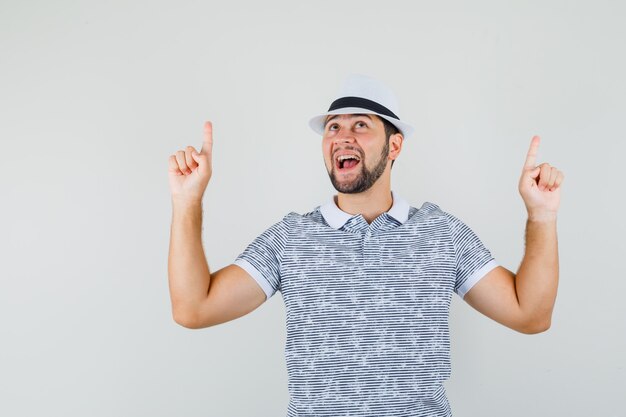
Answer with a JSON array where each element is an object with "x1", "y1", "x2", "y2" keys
[{"x1": 234, "y1": 191, "x2": 498, "y2": 417}]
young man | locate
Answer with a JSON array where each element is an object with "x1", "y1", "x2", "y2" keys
[{"x1": 167, "y1": 74, "x2": 564, "y2": 416}]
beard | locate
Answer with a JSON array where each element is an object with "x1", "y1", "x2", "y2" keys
[{"x1": 327, "y1": 139, "x2": 390, "y2": 194}]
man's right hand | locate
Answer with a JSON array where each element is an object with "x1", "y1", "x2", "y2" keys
[{"x1": 168, "y1": 121, "x2": 214, "y2": 203}]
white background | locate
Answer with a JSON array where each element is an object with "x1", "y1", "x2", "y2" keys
[{"x1": 1, "y1": 0, "x2": 624, "y2": 416}]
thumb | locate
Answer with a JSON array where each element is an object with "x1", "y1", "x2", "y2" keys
[{"x1": 529, "y1": 166, "x2": 540, "y2": 179}]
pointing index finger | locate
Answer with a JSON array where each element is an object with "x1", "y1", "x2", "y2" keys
[
  {"x1": 201, "y1": 121, "x2": 213, "y2": 154},
  {"x1": 524, "y1": 135, "x2": 540, "y2": 169}
]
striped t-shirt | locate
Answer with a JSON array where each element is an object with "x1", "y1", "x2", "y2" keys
[{"x1": 234, "y1": 190, "x2": 498, "y2": 417}]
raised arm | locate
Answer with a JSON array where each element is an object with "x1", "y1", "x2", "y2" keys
[
  {"x1": 167, "y1": 121, "x2": 266, "y2": 329},
  {"x1": 464, "y1": 135, "x2": 564, "y2": 334}
]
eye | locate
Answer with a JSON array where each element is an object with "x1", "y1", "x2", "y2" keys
[
  {"x1": 355, "y1": 121, "x2": 367, "y2": 128},
  {"x1": 328, "y1": 123, "x2": 339, "y2": 131}
]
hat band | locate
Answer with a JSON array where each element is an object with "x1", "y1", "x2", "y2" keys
[{"x1": 327, "y1": 96, "x2": 400, "y2": 120}]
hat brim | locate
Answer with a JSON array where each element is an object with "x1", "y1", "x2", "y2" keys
[{"x1": 308, "y1": 107, "x2": 414, "y2": 140}]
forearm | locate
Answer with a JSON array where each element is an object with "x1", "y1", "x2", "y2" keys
[
  {"x1": 515, "y1": 213, "x2": 559, "y2": 330},
  {"x1": 168, "y1": 198, "x2": 212, "y2": 323}
]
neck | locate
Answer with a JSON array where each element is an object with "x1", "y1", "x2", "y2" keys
[{"x1": 335, "y1": 180, "x2": 393, "y2": 225}]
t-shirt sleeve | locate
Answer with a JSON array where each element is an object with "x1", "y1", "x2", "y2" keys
[
  {"x1": 232, "y1": 213, "x2": 292, "y2": 301},
  {"x1": 445, "y1": 212, "x2": 499, "y2": 300}
]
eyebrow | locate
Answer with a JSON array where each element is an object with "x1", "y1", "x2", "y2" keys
[{"x1": 324, "y1": 113, "x2": 373, "y2": 129}]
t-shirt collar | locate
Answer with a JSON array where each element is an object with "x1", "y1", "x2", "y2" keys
[{"x1": 319, "y1": 190, "x2": 410, "y2": 230}]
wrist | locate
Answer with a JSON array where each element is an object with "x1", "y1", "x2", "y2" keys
[
  {"x1": 527, "y1": 210, "x2": 557, "y2": 223},
  {"x1": 172, "y1": 196, "x2": 203, "y2": 209}
]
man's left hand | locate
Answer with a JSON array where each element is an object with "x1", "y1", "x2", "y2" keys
[{"x1": 518, "y1": 135, "x2": 565, "y2": 221}]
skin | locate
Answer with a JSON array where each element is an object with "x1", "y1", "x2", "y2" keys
[
  {"x1": 168, "y1": 119, "x2": 565, "y2": 335},
  {"x1": 463, "y1": 136, "x2": 564, "y2": 334},
  {"x1": 321, "y1": 113, "x2": 403, "y2": 224}
]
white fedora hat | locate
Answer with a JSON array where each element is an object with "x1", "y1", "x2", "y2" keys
[{"x1": 308, "y1": 73, "x2": 414, "y2": 140}]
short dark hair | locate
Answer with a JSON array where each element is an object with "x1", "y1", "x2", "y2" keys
[{"x1": 378, "y1": 116, "x2": 400, "y2": 168}]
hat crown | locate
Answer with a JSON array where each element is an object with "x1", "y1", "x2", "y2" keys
[
  {"x1": 335, "y1": 73, "x2": 399, "y2": 115},
  {"x1": 308, "y1": 73, "x2": 414, "y2": 140}
]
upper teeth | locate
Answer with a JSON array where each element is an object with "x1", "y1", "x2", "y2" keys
[{"x1": 337, "y1": 155, "x2": 360, "y2": 162}]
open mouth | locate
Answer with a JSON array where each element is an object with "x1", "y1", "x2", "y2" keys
[{"x1": 336, "y1": 154, "x2": 361, "y2": 171}]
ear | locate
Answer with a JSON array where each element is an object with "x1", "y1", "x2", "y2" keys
[{"x1": 389, "y1": 132, "x2": 403, "y2": 159}]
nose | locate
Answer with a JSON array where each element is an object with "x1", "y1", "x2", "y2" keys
[{"x1": 333, "y1": 126, "x2": 356, "y2": 144}]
